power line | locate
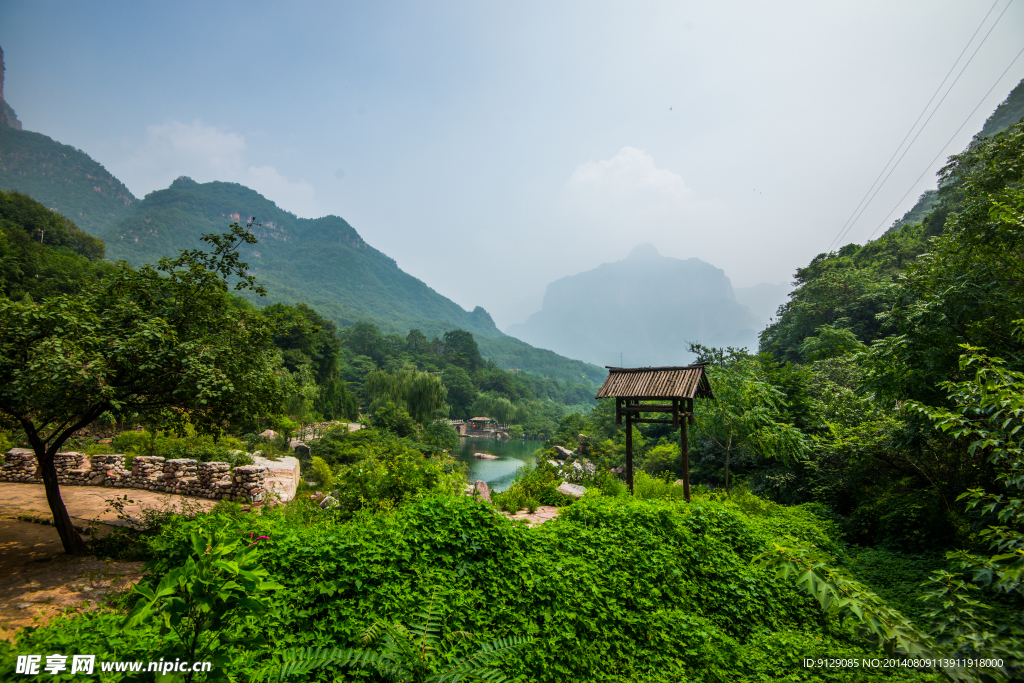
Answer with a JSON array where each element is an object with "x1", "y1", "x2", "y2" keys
[
  {"x1": 863, "y1": 42, "x2": 1024, "y2": 242},
  {"x1": 826, "y1": 0, "x2": 1006, "y2": 252},
  {"x1": 829, "y1": 0, "x2": 1013, "y2": 251}
]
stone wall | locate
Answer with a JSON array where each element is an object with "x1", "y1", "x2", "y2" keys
[{"x1": 0, "y1": 448, "x2": 269, "y2": 502}]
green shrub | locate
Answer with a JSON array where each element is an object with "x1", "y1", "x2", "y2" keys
[
  {"x1": 310, "y1": 456, "x2": 334, "y2": 488},
  {"x1": 421, "y1": 419, "x2": 459, "y2": 453},
  {"x1": 370, "y1": 401, "x2": 417, "y2": 438},
  {"x1": 633, "y1": 470, "x2": 686, "y2": 501},
  {"x1": 597, "y1": 473, "x2": 628, "y2": 497},
  {"x1": 640, "y1": 442, "x2": 679, "y2": 476},
  {"x1": 493, "y1": 485, "x2": 527, "y2": 512},
  {"x1": 332, "y1": 437, "x2": 463, "y2": 513},
  {"x1": 310, "y1": 426, "x2": 381, "y2": 466},
  {"x1": 112, "y1": 430, "x2": 155, "y2": 456},
  {"x1": 8, "y1": 493, "x2": 939, "y2": 683}
]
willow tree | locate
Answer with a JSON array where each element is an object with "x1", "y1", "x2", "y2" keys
[
  {"x1": 365, "y1": 364, "x2": 448, "y2": 424},
  {"x1": 0, "y1": 223, "x2": 285, "y2": 554}
]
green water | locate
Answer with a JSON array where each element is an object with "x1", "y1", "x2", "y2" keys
[{"x1": 455, "y1": 437, "x2": 544, "y2": 492}]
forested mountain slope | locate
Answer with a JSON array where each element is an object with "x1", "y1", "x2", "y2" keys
[
  {"x1": 103, "y1": 177, "x2": 604, "y2": 383},
  {"x1": 764, "y1": 78, "x2": 1024, "y2": 364},
  {"x1": 887, "y1": 77, "x2": 1024, "y2": 234},
  {"x1": 0, "y1": 125, "x2": 137, "y2": 236}
]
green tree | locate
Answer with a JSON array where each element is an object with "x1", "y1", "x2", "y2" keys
[
  {"x1": 421, "y1": 419, "x2": 460, "y2": 453},
  {"x1": 694, "y1": 357, "x2": 809, "y2": 490},
  {"x1": 443, "y1": 329, "x2": 483, "y2": 372},
  {"x1": 441, "y1": 366, "x2": 477, "y2": 420},
  {"x1": 0, "y1": 223, "x2": 285, "y2": 554},
  {"x1": 365, "y1": 364, "x2": 449, "y2": 424},
  {"x1": 370, "y1": 401, "x2": 418, "y2": 438}
]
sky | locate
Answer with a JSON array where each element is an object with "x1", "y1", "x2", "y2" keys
[{"x1": 2, "y1": 1, "x2": 1023, "y2": 329}]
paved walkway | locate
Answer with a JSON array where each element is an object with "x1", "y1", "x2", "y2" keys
[{"x1": 0, "y1": 482, "x2": 218, "y2": 527}]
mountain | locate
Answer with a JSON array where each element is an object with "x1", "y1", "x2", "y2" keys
[
  {"x1": 102, "y1": 177, "x2": 605, "y2": 384},
  {"x1": 506, "y1": 244, "x2": 761, "y2": 367},
  {"x1": 734, "y1": 282, "x2": 793, "y2": 329},
  {"x1": 1, "y1": 47, "x2": 22, "y2": 131},
  {"x1": 887, "y1": 77, "x2": 1024, "y2": 235},
  {"x1": 0, "y1": 47, "x2": 138, "y2": 236}
]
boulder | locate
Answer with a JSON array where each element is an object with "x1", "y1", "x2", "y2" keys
[
  {"x1": 472, "y1": 480, "x2": 492, "y2": 503},
  {"x1": 556, "y1": 482, "x2": 587, "y2": 499},
  {"x1": 252, "y1": 455, "x2": 301, "y2": 502},
  {"x1": 259, "y1": 429, "x2": 278, "y2": 440},
  {"x1": 553, "y1": 445, "x2": 574, "y2": 459},
  {"x1": 319, "y1": 495, "x2": 339, "y2": 509},
  {"x1": 473, "y1": 452, "x2": 499, "y2": 460}
]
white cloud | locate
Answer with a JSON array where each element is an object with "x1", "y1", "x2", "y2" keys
[
  {"x1": 567, "y1": 146, "x2": 690, "y2": 199},
  {"x1": 554, "y1": 147, "x2": 729, "y2": 260},
  {"x1": 112, "y1": 119, "x2": 320, "y2": 217}
]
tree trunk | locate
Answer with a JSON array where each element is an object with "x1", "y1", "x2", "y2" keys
[{"x1": 37, "y1": 450, "x2": 89, "y2": 555}]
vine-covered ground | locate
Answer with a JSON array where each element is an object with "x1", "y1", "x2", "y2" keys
[{"x1": 1, "y1": 491, "x2": 940, "y2": 682}]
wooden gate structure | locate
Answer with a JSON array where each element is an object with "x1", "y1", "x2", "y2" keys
[{"x1": 595, "y1": 365, "x2": 714, "y2": 502}]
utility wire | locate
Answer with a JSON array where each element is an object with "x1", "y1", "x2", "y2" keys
[
  {"x1": 829, "y1": 0, "x2": 1013, "y2": 251},
  {"x1": 827, "y1": 0, "x2": 1011, "y2": 252},
  {"x1": 823, "y1": 0, "x2": 999, "y2": 253},
  {"x1": 863, "y1": 43, "x2": 1024, "y2": 242},
  {"x1": 826, "y1": 0, "x2": 1001, "y2": 253}
]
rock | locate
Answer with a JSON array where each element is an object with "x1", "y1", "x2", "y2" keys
[
  {"x1": 473, "y1": 452, "x2": 499, "y2": 460},
  {"x1": 570, "y1": 459, "x2": 596, "y2": 474},
  {"x1": 610, "y1": 466, "x2": 625, "y2": 478},
  {"x1": 319, "y1": 495, "x2": 338, "y2": 509},
  {"x1": 259, "y1": 429, "x2": 278, "y2": 440},
  {"x1": 556, "y1": 482, "x2": 587, "y2": 499},
  {"x1": 547, "y1": 460, "x2": 560, "y2": 467},
  {"x1": 553, "y1": 445, "x2": 574, "y2": 459},
  {"x1": 472, "y1": 480, "x2": 492, "y2": 503}
]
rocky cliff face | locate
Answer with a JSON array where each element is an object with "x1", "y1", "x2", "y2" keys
[
  {"x1": 0, "y1": 46, "x2": 23, "y2": 131},
  {"x1": 507, "y1": 244, "x2": 760, "y2": 367}
]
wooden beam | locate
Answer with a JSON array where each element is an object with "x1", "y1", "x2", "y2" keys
[
  {"x1": 618, "y1": 404, "x2": 679, "y2": 413},
  {"x1": 631, "y1": 417, "x2": 691, "y2": 424},
  {"x1": 615, "y1": 397, "x2": 623, "y2": 424}
]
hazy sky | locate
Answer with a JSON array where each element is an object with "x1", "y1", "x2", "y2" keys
[{"x1": 2, "y1": 1, "x2": 1023, "y2": 329}]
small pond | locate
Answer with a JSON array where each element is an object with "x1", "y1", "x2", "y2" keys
[{"x1": 455, "y1": 437, "x2": 544, "y2": 492}]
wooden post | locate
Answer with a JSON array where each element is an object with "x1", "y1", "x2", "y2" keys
[
  {"x1": 681, "y1": 416, "x2": 690, "y2": 503},
  {"x1": 625, "y1": 410, "x2": 634, "y2": 495}
]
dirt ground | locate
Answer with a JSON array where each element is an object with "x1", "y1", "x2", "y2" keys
[
  {"x1": 0, "y1": 519, "x2": 144, "y2": 642},
  {"x1": 505, "y1": 505, "x2": 560, "y2": 526},
  {"x1": 0, "y1": 483, "x2": 219, "y2": 644}
]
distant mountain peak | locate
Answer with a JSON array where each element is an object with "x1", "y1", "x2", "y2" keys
[
  {"x1": 508, "y1": 251, "x2": 759, "y2": 366},
  {"x1": 627, "y1": 243, "x2": 660, "y2": 260},
  {"x1": 0, "y1": 45, "x2": 23, "y2": 131}
]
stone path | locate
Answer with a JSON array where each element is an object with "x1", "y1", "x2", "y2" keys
[{"x1": 0, "y1": 482, "x2": 217, "y2": 527}]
